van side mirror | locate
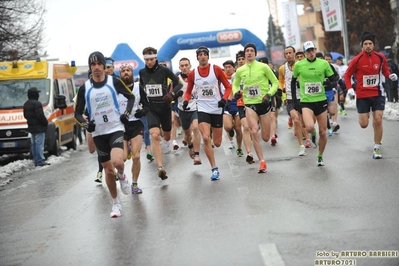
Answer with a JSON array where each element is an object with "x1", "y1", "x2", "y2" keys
[{"x1": 55, "y1": 95, "x2": 67, "y2": 109}]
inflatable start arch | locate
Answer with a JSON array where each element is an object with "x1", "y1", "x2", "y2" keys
[{"x1": 157, "y1": 28, "x2": 267, "y2": 67}]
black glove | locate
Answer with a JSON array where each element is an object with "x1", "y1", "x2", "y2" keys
[
  {"x1": 134, "y1": 109, "x2": 145, "y2": 118},
  {"x1": 218, "y1": 98, "x2": 226, "y2": 108},
  {"x1": 120, "y1": 111, "x2": 130, "y2": 125},
  {"x1": 84, "y1": 120, "x2": 96, "y2": 133},
  {"x1": 182, "y1": 100, "x2": 190, "y2": 111},
  {"x1": 163, "y1": 92, "x2": 174, "y2": 104},
  {"x1": 262, "y1": 94, "x2": 272, "y2": 111},
  {"x1": 174, "y1": 90, "x2": 183, "y2": 101},
  {"x1": 225, "y1": 100, "x2": 231, "y2": 111},
  {"x1": 323, "y1": 78, "x2": 333, "y2": 91},
  {"x1": 234, "y1": 91, "x2": 242, "y2": 100},
  {"x1": 276, "y1": 89, "x2": 283, "y2": 98}
]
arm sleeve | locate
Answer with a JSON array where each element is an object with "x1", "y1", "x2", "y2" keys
[
  {"x1": 278, "y1": 65, "x2": 285, "y2": 91},
  {"x1": 139, "y1": 85, "x2": 150, "y2": 115},
  {"x1": 344, "y1": 61, "x2": 355, "y2": 89},
  {"x1": 74, "y1": 84, "x2": 88, "y2": 125},
  {"x1": 184, "y1": 71, "x2": 195, "y2": 101},
  {"x1": 215, "y1": 66, "x2": 232, "y2": 100},
  {"x1": 291, "y1": 77, "x2": 298, "y2": 102}
]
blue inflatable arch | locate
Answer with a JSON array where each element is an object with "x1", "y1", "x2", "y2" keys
[{"x1": 157, "y1": 28, "x2": 267, "y2": 67}]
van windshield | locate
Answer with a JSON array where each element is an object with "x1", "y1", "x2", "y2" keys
[{"x1": 0, "y1": 79, "x2": 51, "y2": 109}]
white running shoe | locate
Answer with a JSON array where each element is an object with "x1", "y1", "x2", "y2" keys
[
  {"x1": 298, "y1": 145, "x2": 306, "y2": 156},
  {"x1": 119, "y1": 174, "x2": 130, "y2": 195},
  {"x1": 110, "y1": 204, "x2": 122, "y2": 218}
]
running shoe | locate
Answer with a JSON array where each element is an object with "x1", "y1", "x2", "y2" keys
[
  {"x1": 271, "y1": 134, "x2": 277, "y2": 146},
  {"x1": 131, "y1": 184, "x2": 143, "y2": 194},
  {"x1": 211, "y1": 140, "x2": 215, "y2": 148},
  {"x1": 228, "y1": 129, "x2": 235, "y2": 138},
  {"x1": 288, "y1": 117, "x2": 293, "y2": 129},
  {"x1": 211, "y1": 168, "x2": 220, "y2": 181},
  {"x1": 317, "y1": 157, "x2": 325, "y2": 167},
  {"x1": 110, "y1": 204, "x2": 122, "y2": 218},
  {"x1": 298, "y1": 145, "x2": 306, "y2": 156},
  {"x1": 119, "y1": 174, "x2": 130, "y2": 195},
  {"x1": 236, "y1": 148, "x2": 244, "y2": 157},
  {"x1": 193, "y1": 155, "x2": 202, "y2": 165},
  {"x1": 173, "y1": 140, "x2": 179, "y2": 150},
  {"x1": 342, "y1": 110, "x2": 347, "y2": 116},
  {"x1": 158, "y1": 167, "x2": 168, "y2": 180},
  {"x1": 188, "y1": 148, "x2": 195, "y2": 159},
  {"x1": 328, "y1": 128, "x2": 333, "y2": 137},
  {"x1": 182, "y1": 139, "x2": 188, "y2": 146},
  {"x1": 229, "y1": 141, "x2": 235, "y2": 149},
  {"x1": 95, "y1": 171, "x2": 102, "y2": 183},
  {"x1": 258, "y1": 160, "x2": 267, "y2": 173},
  {"x1": 147, "y1": 152, "x2": 154, "y2": 162},
  {"x1": 246, "y1": 153, "x2": 255, "y2": 164},
  {"x1": 311, "y1": 130, "x2": 317, "y2": 145},
  {"x1": 373, "y1": 148, "x2": 382, "y2": 159},
  {"x1": 332, "y1": 123, "x2": 340, "y2": 133},
  {"x1": 305, "y1": 139, "x2": 311, "y2": 148}
]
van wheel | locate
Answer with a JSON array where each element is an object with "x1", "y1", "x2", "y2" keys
[
  {"x1": 66, "y1": 130, "x2": 77, "y2": 150},
  {"x1": 50, "y1": 132, "x2": 61, "y2": 156}
]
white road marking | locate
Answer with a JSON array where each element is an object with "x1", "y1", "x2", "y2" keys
[{"x1": 259, "y1": 243, "x2": 285, "y2": 266}]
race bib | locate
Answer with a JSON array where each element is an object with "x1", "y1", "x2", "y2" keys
[
  {"x1": 145, "y1": 84, "x2": 162, "y2": 97},
  {"x1": 198, "y1": 85, "x2": 215, "y2": 97},
  {"x1": 363, "y1": 75, "x2": 379, "y2": 87},
  {"x1": 305, "y1": 82, "x2": 322, "y2": 94},
  {"x1": 94, "y1": 107, "x2": 118, "y2": 126},
  {"x1": 246, "y1": 85, "x2": 261, "y2": 98}
]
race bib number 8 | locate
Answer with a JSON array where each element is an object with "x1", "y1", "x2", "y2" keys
[
  {"x1": 363, "y1": 75, "x2": 379, "y2": 87},
  {"x1": 198, "y1": 85, "x2": 215, "y2": 97},
  {"x1": 305, "y1": 82, "x2": 321, "y2": 94},
  {"x1": 145, "y1": 84, "x2": 162, "y2": 97},
  {"x1": 246, "y1": 85, "x2": 260, "y2": 98}
]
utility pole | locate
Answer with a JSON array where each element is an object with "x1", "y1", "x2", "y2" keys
[{"x1": 341, "y1": 0, "x2": 350, "y2": 63}]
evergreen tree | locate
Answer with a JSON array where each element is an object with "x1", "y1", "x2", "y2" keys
[{"x1": 321, "y1": 0, "x2": 394, "y2": 56}]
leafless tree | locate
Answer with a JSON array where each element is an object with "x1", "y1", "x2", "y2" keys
[{"x1": 0, "y1": 0, "x2": 46, "y2": 61}]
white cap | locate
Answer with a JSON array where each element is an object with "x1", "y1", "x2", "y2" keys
[{"x1": 303, "y1": 41, "x2": 316, "y2": 51}]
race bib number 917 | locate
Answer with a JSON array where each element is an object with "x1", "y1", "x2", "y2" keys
[
  {"x1": 363, "y1": 75, "x2": 379, "y2": 87},
  {"x1": 305, "y1": 82, "x2": 321, "y2": 94}
]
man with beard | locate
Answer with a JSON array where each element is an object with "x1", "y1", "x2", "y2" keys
[{"x1": 119, "y1": 63, "x2": 150, "y2": 194}]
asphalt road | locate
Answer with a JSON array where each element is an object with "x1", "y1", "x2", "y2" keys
[{"x1": 0, "y1": 109, "x2": 398, "y2": 266}]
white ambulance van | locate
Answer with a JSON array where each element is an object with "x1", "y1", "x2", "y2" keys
[{"x1": 0, "y1": 58, "x2": 78, "y2": 156}]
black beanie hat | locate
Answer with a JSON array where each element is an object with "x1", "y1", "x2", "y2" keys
[
  {"x1": 360, "y1": 31, "x2": 376, "y2": 45},
  {"x1": 244, "y1": 43, "x2": 257, "y2": 56},
  {"x1": 258, "y1": 57, "x2": 269, "y2": 64},
  {"x1": 196, "y1": 46, "x2": 209, "y2": 58},
  {"x1": 88, "y1": 51, "x2": 106, "y2": 66},
  {"x1": 236, "y1": 50, "x2": 245, "y2": 60}
]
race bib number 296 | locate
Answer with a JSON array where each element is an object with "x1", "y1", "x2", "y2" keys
[{"x1": 305, "y1": 82, "x2": 321, "y2": 94}]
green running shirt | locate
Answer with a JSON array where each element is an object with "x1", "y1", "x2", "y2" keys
[
  {"x1": 293, "y1": 58, "x2": 334, "y2": 103},
  {"x1": 232, "y1": 61, "x2": 279, "y2": 104}
]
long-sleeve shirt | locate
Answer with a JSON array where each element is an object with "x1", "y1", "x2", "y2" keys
[
  {"x1": 232, "y1": 60, "x2": 278, "y2": 104},
  {"x1": 344, "y1": 50, "x2": 391, "y2": 99}
]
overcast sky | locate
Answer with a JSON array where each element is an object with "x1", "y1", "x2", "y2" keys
[{"x1": 44, "y1": 0, "x2": 274, "y2": 70}]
